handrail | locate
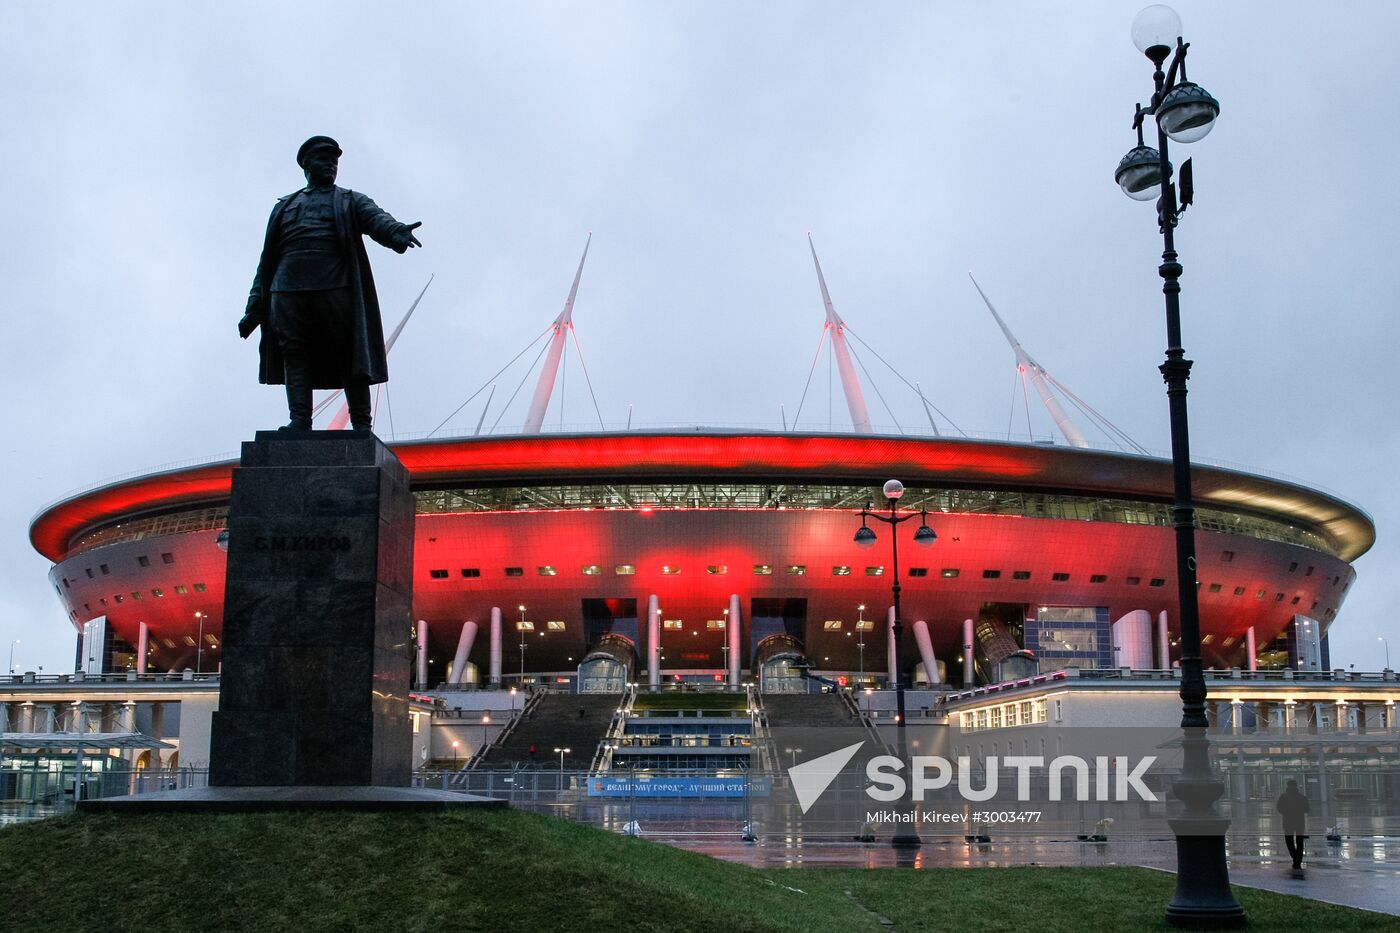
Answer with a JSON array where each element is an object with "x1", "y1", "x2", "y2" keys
[
  {"x1": 463, "y1": 688, "x2": 542, "y2": 773},
  {"x1": 589, "y1": 684, "x2": 635, "y2": 774}
]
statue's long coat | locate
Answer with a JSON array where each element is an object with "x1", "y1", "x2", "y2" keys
[{"x1": 245, "y1": 187, "x2": 411, "y2": 387}]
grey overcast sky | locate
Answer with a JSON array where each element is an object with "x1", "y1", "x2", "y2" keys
[{"x1": 2, "y1": 1, "x2": 1396, "y2": 673}]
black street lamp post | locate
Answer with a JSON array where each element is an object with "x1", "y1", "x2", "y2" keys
[
  {"x1": 1114, "y1": 5, "x2": 1243, "y2": 927},
  {"x1": 855, "y1": 479, "x2": 935, "y2": 848}
]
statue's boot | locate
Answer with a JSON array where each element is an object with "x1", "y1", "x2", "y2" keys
[
  {"x1": 347, "y1": 381, "x2": 373, "y2": 432},
  {"x1": 281, "y1": 360, "x2": 313, "y2": 431}
]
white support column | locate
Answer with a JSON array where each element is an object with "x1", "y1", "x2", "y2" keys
[
  {"x1": 1111, "y1": 610, "x2": 1154, "y2": 670},
  {"x1": 415, "y1": 619, "x2": 430, "y2": 688},
  {"x1": 963, "y1": 618, "x2": 975, "y2": 687},
  {"x1": 912, "y1": 619, "x2": 939, "y2": 685},
  {"x1": 727, "y1": 594, "x2": 741, "y2": 686},
  {"x1": 886, "y1": 607, "x2": 898, "y2": 686},
  {"x1": 489, "y1": 607, "x2": 503, "y2": 686},
  {"x1": 136, "y1": 622, "x2": 149, "y2": 675},
  {"x1": 1245, "y1": 626, "x2": 1257, "y2": 672},
  {"x1": 123, "y1": 700, "x2": 137, "y2": 732},
  {"x1": 450, "y1": 621, "x2": 479, "y2": 686},
  {"x1": 43, "y1": 703, "x2": 56, "y2": 733},
  {"x1": 648, "y1": 595, "x2": 661, "y2": 688},
  {"x1": 1157, "y1": 610, "x2": 1171, "y2": 669},
  {"x1": 19, "y1": 701, "x2": 35, "y2": 732},
  {"x1": 0, "y1": 701, "x2": 7, "y2": 733}
]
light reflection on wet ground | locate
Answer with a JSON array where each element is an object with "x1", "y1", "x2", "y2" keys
[{"x1": 0, "y1": 802, "x2": 64, "y2": 827}]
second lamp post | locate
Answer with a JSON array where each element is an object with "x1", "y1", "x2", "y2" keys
[{"x1": 855, "y1": 478, "x2": 935, "y2": 847}]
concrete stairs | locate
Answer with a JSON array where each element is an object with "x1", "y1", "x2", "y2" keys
[{"x1": 477, "y1": 693, "x2": 621, "y2": 770}]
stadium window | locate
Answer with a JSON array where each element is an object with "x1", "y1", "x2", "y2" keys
[
  {"x1": 1310, "y1": 602, "x2": 1318, "y2": 612},
  {"x1": 83, "y1": 603, "x2": 91, "y2": 612},
  {"x1": 1013, "y1": 570, "x2": 1031, "y2": 580},
  {"x1": 1221, "y1": 550, "x2": 1235, "y2": 563},
  {"x1": 753, "y1": 565, "x2": 773, "y2": 575},
  {"x1": 1089, "y1": 574, "x2": 1107, "y2": 584},
  {"x1": 1125, "y1": 576, "x2": 1141, "y2": 586},
  {"x1": 615, "y1": 564, "x2": 636, "y2": 576},
  {"x1": 547, "y1": 620, "x2": 566, "y2": 631},
  {"x1": 152, "y1": 588, "x2": 164, "y2": 597},
  {"x1": 161, "y1": 553, "x2": 174, "y2": 564},
  {"x1": 706, "y1": 620, "x2": 726, "y2": 630},
  {"x1": 99, "y1": 598, "x2": 107, "y2": 607},
  {"x1": 461, "y1": 568, "x2": 481, "y2": 578},
  {"x1": 832, "y1": 566, "x2": 851, "y2": 576},
  {"x1": 707, "y1": 565, "x2": 728, "y2": 575},
  {"x1": 1051, "y1": 572, "x2": 1070, "y2": 582},
  {"x1": 99, "y1": 564, "x2": 110, "y2": 575},
  {"x1": 61, "y1": 578, "x2": 70, "y2": 589},
  {"x1": 661, "y1": 565, "x2": 681, "y2": 575},
  {"x1": 1208, "y1": 583, "x2": 1222, "y2": 593},
  {"x1": 174, "y1": 585, "x2": 188, "y2": 595},
  {"x1": 85, "y1": 568, "x2": 93, "y2": 578},
  {"x1": 1256, "y1": 589, "x2": 1267, "y2": 599},
  {"x1": 941, "y1": 569, "x2": 960, "y2": 579},
  {"x1": 908, "y1": 567, "x2": 929, "y2": 578},
  {"x1": 1288, "y1": 561, "x2": 1299, "y2": 573},
  {"x1": 581, "y1": 565, "x2": 601, "y2": 576},
  {"x1": 1149, "y1": 578, "x2": 1166, "y2": 588},
  {"x1": 537, "y1": 566, "x2": 557, "y2": 576},
  {"x1": 504, "y1": 567, "x2": 524, "y2": 577},
  {"x1": 113, "y1": 594, "x2": 124, "y2": 604},
  {"x1": 663, "y1": 619, "x2": 683, "y2": 630},
  {"x1": 865, "y1": 567, "x2": 884, "y2": 576},
  {"x1": 183, "y1": 636, "x2": 196, "y2": 647},
  {"x1": 786, "y1": 565, "x2": 806, "y2": 576},
  {"x1": 130, "y1": 591, "x2": 142, "y2": 601},
  {"x1": 193, "y1": 583, "x2": 206, "y2": 592},
  {"x1": 856, "y1": 619, "x2": 874, "y2": 631},
  {"x1": 429, "y1": 569, "x2": 449, "y2": 579},
  {"x1": 516, "y1": 620, "x2": 535, "y2": 631},
  {"x1": 982, "y1": 569, "x2": 1002, "y2": 580},
  {"x1": 137, "y1": 556, "x2": 150, "y2": 568},
  {"x1": 1233, "y1": 587, "x2": 1246, "y2": 597},
  {"x1": 1305, "y1": 566, "x2": 1314, "y2": 576},
  {"x1": 823, "y1": 620, "x2": 843, "y2": 631},
  {"x1": 1291, "y1": 596, "x2": 1301, "y2": 605},
  {"x1": 1275, "y1": 592, "x2": 1285, "y2": 601}
]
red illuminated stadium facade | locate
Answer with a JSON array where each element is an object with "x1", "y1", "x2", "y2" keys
[{"x1": 29, "y1": 430, "x2": 1373, "y2": 686}]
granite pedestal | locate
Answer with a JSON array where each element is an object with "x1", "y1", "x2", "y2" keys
[
  {"x1": 83, "y1": 430, "x2": 500, "y2": 813},
  {"x1": 209, "y1": 430, "x2": 415, "y2": 786}
]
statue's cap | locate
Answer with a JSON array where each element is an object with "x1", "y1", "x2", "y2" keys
[{"x1": 296, "y1": 135, "x2": 342, "y2": 167}]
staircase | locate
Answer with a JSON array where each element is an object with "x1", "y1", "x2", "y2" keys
[
  {"x1": 476, "y1": 693, "x2": 622, "y2": 770},
  {"x1": 761, "y1": 693, "x2": 859, "y2": 728}
]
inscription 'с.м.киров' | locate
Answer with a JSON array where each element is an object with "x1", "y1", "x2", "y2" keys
[{"x1": 251, "y1": 535, "x2": 354, "y2": 552}]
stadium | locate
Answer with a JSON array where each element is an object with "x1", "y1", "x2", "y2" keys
[{"x1": 25, "y1": 245, "x2": 1375, "y2": 693}]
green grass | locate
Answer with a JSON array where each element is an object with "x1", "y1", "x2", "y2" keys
[
  {"x1": 1, "y1": 809, "x2": 1393, "y2": 933},
  {"x1": 632, "y1": 692, "x2": 748, "y2": 711}
]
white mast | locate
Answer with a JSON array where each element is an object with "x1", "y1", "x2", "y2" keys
[
  {"x1": 969, "y1": 273, "x2": 1089, "y2": 448},
  {"x1": 809, "y1": 235, "x2": 873, "y2": 434},
  {"x1": 326, "y1": 275, "x2": 434, "y2": 430},
  {"x1": 523, "y1": 234, "x2": 591, "y2": 434}
]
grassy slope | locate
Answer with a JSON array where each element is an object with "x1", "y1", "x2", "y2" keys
[
  {"x1": 0, "y1": 808, "x2": 870, "y2": 933},
  {"x1": 631, "y1": 692, "x2": 747, "y2": 711},
  {"x1": 2, "y1": 809, "x2": 1394, "y2": 933}
]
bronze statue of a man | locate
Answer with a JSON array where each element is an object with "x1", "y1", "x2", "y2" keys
[{"x1": 239, "y1": 136, "x2": 421, "y2": 431}]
